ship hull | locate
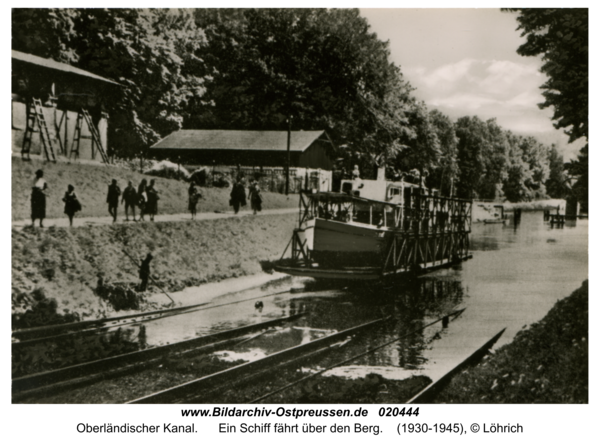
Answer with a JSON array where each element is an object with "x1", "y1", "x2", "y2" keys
[{"x1": 275, "y1": 189, "x2": 472, "y2": 281}]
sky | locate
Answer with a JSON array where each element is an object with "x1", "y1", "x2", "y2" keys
[{"x1": 359, "y1": 8, "x2": 586, "y2": 160}]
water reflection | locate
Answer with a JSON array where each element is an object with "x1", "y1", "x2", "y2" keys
[{"x1": 289, "y1": 211, "x2": 587, "y2": 382}]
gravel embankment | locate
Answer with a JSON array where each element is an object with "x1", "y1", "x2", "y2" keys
[{"x1": 12, "y1": 213, "x2": 297, "y2": 328}]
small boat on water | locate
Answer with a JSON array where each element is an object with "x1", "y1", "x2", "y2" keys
[
  {"x1": 483, "y1": 219, "x2": 506, "y2": 225},
  {"x1": 274, "y1": 168, "x2": 473, "y2": 281}
]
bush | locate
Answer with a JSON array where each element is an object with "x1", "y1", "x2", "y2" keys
[
  {"x1": 144, "y1": 160, "x2": 190, "y2": 181},
  {"x1": 212, "y1": 173, "x2": 230, "y2": 188},
  {"x1": 112, "y1": 157, "x2": 158, "y2": 173},
  {"x1": 190, "y1": 168, "x2": 209, "y2": 186}
]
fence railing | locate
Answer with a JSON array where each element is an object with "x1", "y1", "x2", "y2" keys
[{"x1": 190, "y1": 165, "x2": 332, "y2": 194}]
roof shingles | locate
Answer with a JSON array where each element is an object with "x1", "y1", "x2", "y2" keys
[
  {"x1": 12, "y1": 50, "x2": 120, "y2": 86},
  {"x1": 151, "y1": 130, "x2": 328, "y2": 152}
]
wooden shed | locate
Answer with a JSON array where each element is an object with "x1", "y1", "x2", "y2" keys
[
  {"x1": 11, "y1": 50, "x2": 120, "y2": 161},
  {"x1": 150, "y1": 130, "x2": 336, "y2": 170}
]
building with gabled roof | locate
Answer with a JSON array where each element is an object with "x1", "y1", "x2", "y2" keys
[{"x1": 150, "y1": 129, "x2": 336, "y2": 170}]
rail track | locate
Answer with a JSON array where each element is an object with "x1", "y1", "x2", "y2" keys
[
  {"x1": 13, "y1": 279, "x2": 498, "y2": 405},
  {"x1": 128, "y1": 316, "x2": 391, "y2": 404},
  {"x1": 12, "y1": 285, "x2": 302, "y2": 400},
  {"x1": 406, "y1": 327, "x2": 506, "y2": 403},
  {"x1": 12, "y1": 313, "x2": 306, "y2": 402},
  {"x1": 129, "y1": 309, "x2": 473, "y2": 404},
  {"x1": 12, "y1": 288, "x2": 292, "y2": 344}
]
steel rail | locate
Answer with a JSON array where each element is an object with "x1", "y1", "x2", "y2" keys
[
  {"x1": 12, "y1": 301, "x2": 210, "y2": 342},
  {"x1": 406, "y1": 327, "x2": 506, "y2": 404},
  {"x1": 12, "y1": 303, "x2": 210, "y2": 348},
  {"x1": 12, "y1": 313, "x2": 305, "y2": 402},
  {"x1": 128, "y1": 316, "x2": 391, "y2": 404},
  {"x1": 249, "y1": 308, "x2": 466, "y2": 403},
  {"x1": 13, "y1": 288, "x2": 293, "y2": 345}
]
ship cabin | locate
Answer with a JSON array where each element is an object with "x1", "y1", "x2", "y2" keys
[{"x1": 300, "y1": 167, "x2": 442, "y2": 233}]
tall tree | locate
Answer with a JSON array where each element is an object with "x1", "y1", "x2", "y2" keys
[
  {"x1": 545, "y1": 145, "x2": 570, "y2": 198},
  {"x1": 12, "y1": 8, "x2": 211, "y2": 156},
  {"x1": 505, "y1": 8, "x2": 588, "y2": 207},
  {"x1": 428, "y1": 109, "x2": 459, "y2": 195},
  {"x1": 565, "y1": 144, "x2": 589, "y2": 212},
  {"x1": 505, "y1": 8, "x2": 588, "y2": 143},
  {"x1": 455, "y1": 116, "x2": 489, "y2": 199},
  {"x1": 480, "y1": 119, "x2": 510, "y2": 200},
  {"x1": 194, "y1": 8, "x2": 415, "y2": 175},
  {"x1": 393, "y1": 101, "x2": 441, "y2": 183},
  {"x1": 12, "y1": 9, "x2": 79, "y2": 63}
]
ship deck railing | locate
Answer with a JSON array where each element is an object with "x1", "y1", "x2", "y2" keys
[{"x1": 297, "y1": 190, "x2": 472, "y2": 235}]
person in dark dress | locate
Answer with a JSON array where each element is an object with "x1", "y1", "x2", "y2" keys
[
  {"x1": 146, "y1": 179, "x2": 159, "y2": 222},
  {"x1": 122, "y1": 180, "x2": 138, "y2": 221},
  {"x1": 106, "y1": 179, "x2": 121, "y2": 223},
  {"x1": 188, "y1": 183, "x2": 201, "y2": 220},
  {"x1": 139, "y1": 253, "x2": 153, "y2": 292},
  {"x1": 63, "y1": 184, "x2": 81, "y2": 227},
  {"x1": 137, "y1": 179, "x2": 147, "y2": 221},
  {"x1": 248, "y1": 180, "x2": 262, "y2": 215},
  {"x1": 31, "y1": 169, "x2": 47, "y2": 227},
  {"x1": 230, "y1": 179, "x2": 247, "y2": 214}
]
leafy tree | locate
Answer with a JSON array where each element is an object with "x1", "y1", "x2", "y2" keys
[
  {"x1": 565, "y1": 145, "x2": 588, "y2": 212},
  {"x1": 393, "y1": 101, "x2": 441, "y2": 184},
  {"x1": 479, "y1": 119, "x2": 509, "y2": 200},
  {"x1": 428, "y1": 109, "x2": 459, "y2": 196},
  {"x1": 545, "y1": 145, "x2": 570, "y2": 198},
  {"x1": 194, "y1": 8, "x2": 415, "y2": 176},
  {"x1": 505, "y1": 8, "x2": 588, "y2": 143},
  {"x1": 505, "y1": 8, "x2": 588, "y2": 207},
  {"x1": 455, "y1": 116, "x2": 489, "y2": 199},
  {"x1": 11, "y1": 9, "x2": 79, "y2": 63},
  {"x1": 503, "y1": 133, "x2": 536, "y2": 202},
  {"x1": 13, "y1": 8, "x2": 211, "y2": 156}
]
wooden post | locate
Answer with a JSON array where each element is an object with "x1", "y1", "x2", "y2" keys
[{"x1": 286, "y1": 117, "x2": 292, "y2": 195}]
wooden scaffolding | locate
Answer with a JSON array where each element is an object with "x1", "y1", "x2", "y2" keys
[{"x1": 289, "y1": 190, "x2": 472, "y2": 277}]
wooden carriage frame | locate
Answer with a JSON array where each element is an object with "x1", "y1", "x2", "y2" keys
[{"x1": 287, "y1": 191, "x2": 472, "y2": 277}]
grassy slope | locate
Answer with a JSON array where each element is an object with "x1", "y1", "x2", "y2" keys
[
  {"x1": 12, "y1": 214, "x2": 297, "y2": 324},
  {"x1": 436, "y1": 281, "x2": 588, "y2": 403},
  {"x1": 12, "y1": 157, "x2": 296, "y2": 221}
]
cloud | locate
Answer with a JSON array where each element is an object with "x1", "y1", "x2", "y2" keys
[
  {"x1": 430, "y1": 93, "x2": 498, "y2": 110},
  {"x1": 405, "y1": 58, "x2": 553, "y2": 135},
  {"x1": 409, "y1": 58, "x2": 544, "y2": 103}
]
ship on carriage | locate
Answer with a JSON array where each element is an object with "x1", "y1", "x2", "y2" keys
[{"x1": 274, "y1": 168, "x2": 473, "y2": 281}]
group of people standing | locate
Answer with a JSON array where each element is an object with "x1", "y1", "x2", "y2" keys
[
  {"x1": 230, "y1": 179, "x2": 262, "y2": 215},
  {"x1": 107, "y1": 178, "x2": 160, "y2": 223},
  {"x1": 30, "y1": 170, "x2": 265, "y2": 228},
  {"x1": 29, "y1": 170, "x2": 160, "y2": 227}
]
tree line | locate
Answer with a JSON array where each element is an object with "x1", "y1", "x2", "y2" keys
[{"x1": 12, "y1": 8, "x2": 583, "y2": 203}]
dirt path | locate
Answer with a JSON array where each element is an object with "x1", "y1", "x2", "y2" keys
[{"x1": 12, "y1": 208, "x2": 297, "y2": 229}]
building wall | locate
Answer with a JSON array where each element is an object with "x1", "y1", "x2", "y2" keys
[
  {"x1": 298, "y1": 140, "x2": 334, "y2": 170},
  {"x1": 12, "y1": 100, "x2": 107, "y2": 161}
]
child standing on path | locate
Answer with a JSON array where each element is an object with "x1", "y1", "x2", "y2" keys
[
  {"x1": 248, "y1": 180, "x2": 262, "y2": 215},
  {"x1": 63, "y1": 184, "x2": 81, "y2": 227}
]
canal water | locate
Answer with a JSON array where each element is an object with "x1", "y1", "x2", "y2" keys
[
  {"x1": 139, "y1": 210, "x2": 588, "y2": 385},
  {"x1": 292, "y1": 210, "x2": 589, "y2": 382}
]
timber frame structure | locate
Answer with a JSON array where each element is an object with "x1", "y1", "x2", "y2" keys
[{"x1": 284, "y1": 190, "x2": 472, "y2": 280}]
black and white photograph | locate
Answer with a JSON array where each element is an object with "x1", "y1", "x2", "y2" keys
[{"x1": 7, "y1": 3, "x2": 593, "y2": 437}]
